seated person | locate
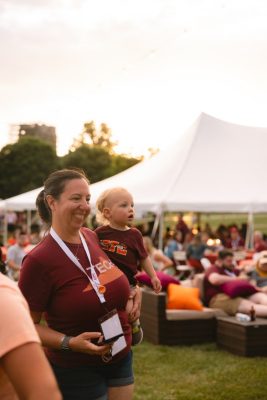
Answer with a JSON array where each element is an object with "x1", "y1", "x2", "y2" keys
[
  {"x1": 186, "y1": 234, "x2": 209, "y2": 271},
  {"x1": 143, "y1": 236, "x2": 174, "y2": 275},
  {"x1": 253, "y1": 231, "x2": 267, "y2": 253},
  {"x1": 249, "y1": 252, "x2": 267, "y2": 292},
  {"x1": 204, "y1": 249, "x2": 267, "y2": 317},
  {"x1": 164, "y1": 230, "x2": 183, "y2": 260},
  {"x1": 225, "y1": 227, "x2": 244, "y2": 251}
]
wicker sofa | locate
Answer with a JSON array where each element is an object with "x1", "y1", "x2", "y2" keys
[{"x1": 140, "y1": 275, "x2": 226, "y2": 345}]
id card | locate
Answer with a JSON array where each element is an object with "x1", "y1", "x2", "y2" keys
[{"x1": 98, "y1": 309, "x2": 127, "y2": 356}]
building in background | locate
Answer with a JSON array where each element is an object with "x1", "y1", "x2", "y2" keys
[{"x1": 9, "y1": 124, "x2": 57, "y2": 150}]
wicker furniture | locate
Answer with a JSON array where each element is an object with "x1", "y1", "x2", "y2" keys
[
  {"x1": 217, "y1": 316, "x2": 267, "y2": 356},
  {"x1": 140, "y1": 288, "x2": 219, "y2": 345}
]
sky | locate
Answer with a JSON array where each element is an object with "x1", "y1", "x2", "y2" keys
[{"x1": 0, "y1": 0, "x2": 267, "y2": 156}]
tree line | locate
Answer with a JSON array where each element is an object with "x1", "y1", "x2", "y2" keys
[{"x1": 0, "y1": 121, "x2": 141, "y2": 199}]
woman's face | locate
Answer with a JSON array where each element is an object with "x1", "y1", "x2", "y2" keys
[{"x1": 49, "y1": 178, "x2": 91, "y2": 232}]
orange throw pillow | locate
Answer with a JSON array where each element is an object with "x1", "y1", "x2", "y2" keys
[{"x1": 166, "y1": 283, "x2": 203, "y2": 310}]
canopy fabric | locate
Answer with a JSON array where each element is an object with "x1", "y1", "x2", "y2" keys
[
  {"x1": 0, "y1": 187, "x2": 41, "y2": 212},
  {"x1": 90, "y1": 112, "x2": 267, "y2": 213},
  {"x1": 1, "y1": 113, "x2": 267, "y2": 213}
]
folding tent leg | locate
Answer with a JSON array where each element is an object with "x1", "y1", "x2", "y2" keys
[{"x1": 245, "y1": 212, "x2": 254, "y2": 250}]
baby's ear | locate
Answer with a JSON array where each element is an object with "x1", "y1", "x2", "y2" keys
[{"x1": 103, "y1": 207, "x2": 111, "y2": 219}]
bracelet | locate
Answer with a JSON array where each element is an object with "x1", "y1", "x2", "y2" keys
[{"x1": 60, "y1": 335, "x2": 73, "y2": 351}]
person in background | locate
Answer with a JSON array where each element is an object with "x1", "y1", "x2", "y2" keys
[
  {"x1": 0, "y1": 246, "x2": 7, "y2": 275},
  {"x1": 186, "y1": 233, "x2": 209, "y2": 272},
  {"x1": 204, "y1": 250, "x2": 267, "y2": 317},
  {"x1": 6, "y1": 230, "x2": 28, "y2": 281},
  {"x1": 164, "y1": 231, "x2": 183, "y2": 260},
  {"x1": 249, "y1": 251, "x2": 267, "y2": 291},
  {"x1": 225, "y1": 226, "x2": 245, "y2": 251},
  {"x1": 0, "y1": 272, "x2": 62, "y2": 400},
  {"x1": 95, "y1": 187, "x2": 161, "y2": 346},
  {"x1": 19, "y1": 169, "x2": 141, "y2": 400},
  {"x1": 253, "y1": 231, "x2": 267, "y2": 253},
  {"x1": 176, "y1": 213, "x2": 190, "y2": 242},
  {"x1": 143, "y1": 236, "x2": 175, "y2": 275}
]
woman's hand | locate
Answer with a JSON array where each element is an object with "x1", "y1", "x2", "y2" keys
[
  {"x1": 128, "y1": 286, "x2": 142, "y2": 322},
  {"x1": 69, "y1": 332, "x2": 112, "y2": 356}
]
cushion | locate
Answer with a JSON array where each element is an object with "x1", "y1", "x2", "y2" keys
[
  {"x1": 166, "y1": 283, "x2": 203, "y2": 310},
  {"x1": 220, "y1": 280, "x2": 258, "y2": 298},
  {"x1": 136, "y1": 271, "x2": 180, "y2": 291}
]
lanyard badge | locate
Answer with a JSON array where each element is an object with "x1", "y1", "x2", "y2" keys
[{"x1": 50, "y1": 227, "x2": 106, "y2": 303}]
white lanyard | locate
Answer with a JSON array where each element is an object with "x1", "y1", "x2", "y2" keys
[
  {"x1": 223, "y1": 268, "x2": 236, "y2": 277},
  {"x1": 50, "y1": 227, "x2": 106, "y2": 304}
]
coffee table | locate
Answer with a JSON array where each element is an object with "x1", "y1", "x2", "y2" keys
[{"x1": 217, "y1": 316, "x2": 267, "y2": 356}]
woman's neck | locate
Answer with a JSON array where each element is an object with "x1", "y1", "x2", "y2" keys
[{"x1": 51, "y1": 224, "x2": 81, "y2": 244}]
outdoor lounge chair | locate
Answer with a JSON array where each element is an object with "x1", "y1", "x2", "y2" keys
[{"x1": 140, "y1": 275, "x2": 226, "y2": 345}]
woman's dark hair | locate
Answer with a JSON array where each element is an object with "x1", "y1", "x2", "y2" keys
[{"x1": 36, "y1": 169, "x2": 89, "y2": 225}]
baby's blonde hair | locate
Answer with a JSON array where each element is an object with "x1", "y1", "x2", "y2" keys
[{"x1": 96, "y1": 187, "x2": 130, "y2": 225}]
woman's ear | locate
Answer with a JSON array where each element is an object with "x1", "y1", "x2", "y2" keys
[{"x1": 45, "y1": 195, "x2": 55, "y2": 211}]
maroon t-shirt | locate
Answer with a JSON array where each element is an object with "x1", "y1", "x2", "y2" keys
[
  {"x1": 95, "y1": 226, "x2": 148, "y2": 285},
  {"x1": 18, "y1": 228, "x2": 131, "y2": 367},
  {"x1": 204, "y1": 264, "x2": 240, "y2": 306}
]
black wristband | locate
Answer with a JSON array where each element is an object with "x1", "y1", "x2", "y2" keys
[{"x1": 60, "y1": 335, "x2": 73, "y2": 351}]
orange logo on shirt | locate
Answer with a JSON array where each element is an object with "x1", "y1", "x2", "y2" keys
[
  {"x1": 100, "y1": 240, "x2": 127, "y2": 256},
  {"x1": 83, "y1": 256, "x2": 123, "y2": 292}
]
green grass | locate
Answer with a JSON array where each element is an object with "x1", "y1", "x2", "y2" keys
[{"x1": 133, "y1": 342, "x2": 267, "y2": 400}]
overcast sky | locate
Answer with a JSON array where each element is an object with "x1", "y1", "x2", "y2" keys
[{"x1": 0, "y1": 0, "x2": 267, "y2": 156}]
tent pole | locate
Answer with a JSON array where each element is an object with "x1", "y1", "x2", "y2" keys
[
  {"x1": 245, "y1": 212, "x2": 254, "y2": 250},
  {"x1": 151, "y1": 213, "x2": 160, "y2": 240},
  {"x1": 27, "y1": 209, "x2": 31, "y2": 236},
  {"x1": 151, "y1": 206, "x2": 163, "y2": 241},
  {"x1": 158, "y1": 212, "x2": 164, "y2": 250}
]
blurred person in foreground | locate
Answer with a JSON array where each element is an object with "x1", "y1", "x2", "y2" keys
[
  {"x1": 0, "y1": 272, "x2": 62, "y2": 400},
  {"x1": 19, "y1": 169, "x2": 141, "y2": 400}
]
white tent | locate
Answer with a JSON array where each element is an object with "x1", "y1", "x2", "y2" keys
[
  {"x1": 90, "y1": 112, "x2": 267, "y2": 214},
  {"x1": 1, "y1": 112, "x2": 267, "y2": 214}
]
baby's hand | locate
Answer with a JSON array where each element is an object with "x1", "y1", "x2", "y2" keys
[{"x1": 151, "y1": 276, "x2": 162, "y2": 293}]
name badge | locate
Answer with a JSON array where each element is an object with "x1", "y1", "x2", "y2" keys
[{"x1": 99, "y1": 309, "x2": 127, "y2": 356}]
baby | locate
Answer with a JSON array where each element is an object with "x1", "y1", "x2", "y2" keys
[{"x1": 95, "y1": 187, "x2": 161, "y2": 345}]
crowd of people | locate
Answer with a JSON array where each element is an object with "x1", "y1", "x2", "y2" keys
[{"x1": 2, "y1": 174, "x2": 267, "y2": 398}]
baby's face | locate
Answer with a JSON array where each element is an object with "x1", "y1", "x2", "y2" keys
[{"x1": 107, "y1": 190, "x2": 135, "y2": 227}]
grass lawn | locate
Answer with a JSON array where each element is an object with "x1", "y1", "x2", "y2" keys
[{"x1": 133, "y1": 341, "x2": 267, "y2": 400}]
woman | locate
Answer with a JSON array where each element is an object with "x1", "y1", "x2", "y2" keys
[
  {"x1": 0, "y1": 272, "x2": 62, "y2": 400},
  {"x1": 143, "y1": 236, "x2": 174, "y2": 275},
  {"x1": 19, "y1": 169, "x2": 140, "y2": 400}
]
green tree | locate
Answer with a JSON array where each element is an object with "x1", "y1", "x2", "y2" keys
[
  {"x1": 61, "y1": 144, "x2": 112, "y2": 183},
  {"x1": 0, "y1": 137, "x2": 59, "y2": 199},
  {"x1": 61, "y1": 145, "x2": 141, "y2": 183},
  {"x1": 66, "y1": 120, "x2": 141, "y2": 182},
  {"x1": 71, "y1": 121, "x2": 117, "y2": 153},
  {"x1": 110, "y1": 154, "x2": 141, "y2": 176}
]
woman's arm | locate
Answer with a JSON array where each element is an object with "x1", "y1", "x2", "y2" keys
[
  {"x1": 2, "y1": 342, "x2": 62, "y2": 400},
  {"x1": 31, "y1": 311, "x2": 112, "y2": 356}
]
